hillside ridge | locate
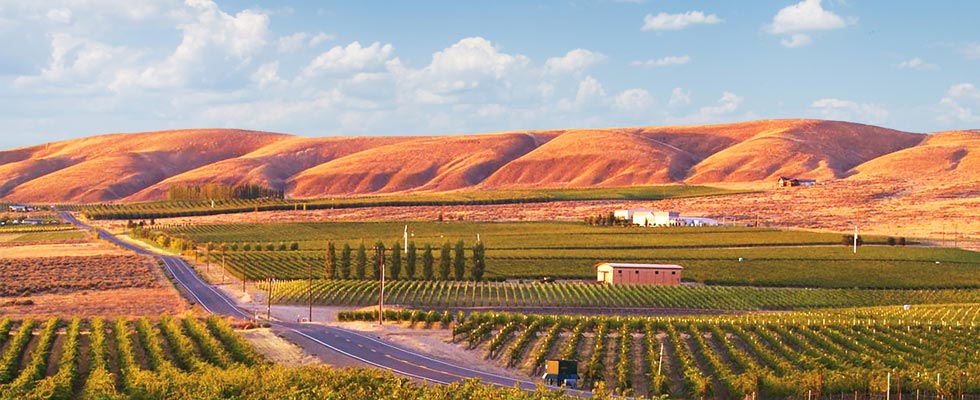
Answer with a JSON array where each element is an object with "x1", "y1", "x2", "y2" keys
[{"x1": 1, "y1": 119, "x2": 970, "y2": 203}]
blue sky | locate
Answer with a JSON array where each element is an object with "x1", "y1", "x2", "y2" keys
[{"x1": 1, "y1": 0, "x2": 978, "y2": 149}]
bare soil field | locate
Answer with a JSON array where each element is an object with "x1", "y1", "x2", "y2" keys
[
  {"x1": 0, "y1": 287, "x2": 187, "y2": 318},
  {"x1": 139, "y1": 178, "x2": 980, "y2": 249},
  {"x1": 0, "y1": 241, "x2": 126, "y2": 257},
  {"x1": 0, "y1": 254, "x2": 162, "y2": 296},
  {"x1": 0, "y1": 229, "x2": 187, "y2": 316}
]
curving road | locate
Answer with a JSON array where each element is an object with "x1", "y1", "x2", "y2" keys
[{"x1": 60, "y1": 212, "x2": 574, "y2": 393}]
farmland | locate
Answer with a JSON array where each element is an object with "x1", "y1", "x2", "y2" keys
[
  {"x1": 0, "y1": 316, "x2": 578, "y2": 400},
  {"x1": 80, "y1": 185, "x2": 743, "y2": 220},
  {"x1": 0, "y1": 226, "x2": 187, "y2": 317},
  {"x1": 155, "y1": 222, "x2": 980, "y2": 288},
  {"x1": 0, "y1": 255, "x2": 161, "y2": 296},
  {"x1": 268, "y1": 279, "x2": 980, "y2": 311},
  {"x1": 340, "y1": 304, "x2": 980, "y2": 398}
]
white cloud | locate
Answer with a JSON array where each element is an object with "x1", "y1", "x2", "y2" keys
[
  {"x1": 938, "y1": 83, "x2": 980, "y2": 124},
  {"x1": 780, "y1": 34, "x2": 812, "y2": 48},
  {"x1": 668, "y1": 91, "x2": 744, "y2": 124},
  {"x1": 642, "y1": 11, "x2": 722, "y2": 31},
  {"x1": 45, "y1": 8, "x2": 72, "y2": 24},
  {"x1": 896, "y1": 57, "x2": 938, "y2": 71},
  {"x1": 14, "y1": 33, "x2": 133, "y2": 89},
  {"x1": 960, "y1": 43, "x2": 980, "y2": 60},
  {"x1": 277, "y1": 32, "x2": 309, "y2": 52},
  {"x1": 309, "y1": 32, "x2": 334, "y2": 47},
  {"x1": 613, "y1": 88, "x2": 654, "y2": 113},
  {"x1": 425, "y1": 37, "x2": 528, "y2": 79},
  {"x1": 573, "y1": 76, "x2": 607, "y2": 108},
  {"x1": 278, "y1": 31, "x2": 334, "y2": 52},
  {"x1": 303, "y1": 41, "x2": 394, "y2": 76},
  {"x1": 631, "y1": 55, "x2": 690, "y2": 68},
  {"x1": 767, "y1": 0, "x2": 853, "y2": 47},
  {"x1": 669, "y1": 87, "x2": 691, "y2": 107},
  {"x1": 544, "y1": 49, "x2": 607, "y2": 74},
  {"x1": 810, "y1": 98, "x2": 889, "y2": 124},
  {"x1": 768, "y1": 0, "x2": 849, "y2": 33},
  {"x1": 110, "y1": 0, "x2": 271, "y2": 90},
  {"x1": 251, "y1": 62, "x2": 282, "y2": 88}
]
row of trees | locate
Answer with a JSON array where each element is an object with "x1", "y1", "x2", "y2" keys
[
  {"x1": 584, "y1": 212, "x2": 630, "y2": 227},
  {"x1": 323, "y1": 240, "x2": 487, "y2": 281},
  {"x1": 166, "y1": 183, "x2": 284, "y2": 201}
]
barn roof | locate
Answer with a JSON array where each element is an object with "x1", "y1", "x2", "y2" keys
[{"x1": 597, "y1": 263, "x2": 683, "y2": 270}]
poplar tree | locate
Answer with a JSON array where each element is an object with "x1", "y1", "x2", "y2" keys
[
  {"x1": 453, "y1": 240, "x2": 466, "y2": 280},
  {"x1": 422, "y1": 244, "x2": 434, "y2": 280},
  {"x1": 355, "y1": 243, "x2": 367, "y2": 279},
  {"x1": 439, "y1": 242, "x2": 452, "y2": 280},
  {"x1": 406, "y1": 242, "x2": 417, "y2": 279}
]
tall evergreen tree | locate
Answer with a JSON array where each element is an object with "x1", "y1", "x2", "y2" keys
[
  {"x1": 390, "y1": 242, "x2": 402, "y2": 280},
  {"x1": 439, "y1": 242, "x2": 452, "y2": 280},
  {"x1": 471, "y1": 241, "x2": 486, "y2": 281},
  {"x1": 453, "y1": 240, "x2": 466, "y2": 280},
  {"x1": 355, "y1": 243, "x2": 367, "y2": 279},
  {"x1": 422, "y1": 244, "x2": 434, "y2": 280},
  {"x1": 340, "y1": 244, "x2": 352, "y2": 279},
  {"x1": 406, "y1": 241, "x2": 417, "y2": 279},
  {"x1": 325, "y1": 242, "x2": 336, "y2": 279}
]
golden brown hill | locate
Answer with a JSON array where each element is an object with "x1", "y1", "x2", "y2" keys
[
  {"x1": 124, "y1": 136, "x2": 409, "y2": 202},
  {"x1": 2, "y1": 120, "x2": 968, "y2": 203},
  {"x1": 0, "y1": 129, "x2": 286, "y2": 203},
  {"x1": 289, "y1": 132, "x2": 551, "y2": 197},
  {"x1": 479, "y1": 129, "x2": 698, "y2": 188},
  {"x1": 685, "y1": 120, "x2": 924, "y2": 183},
  {"x1": 848, "y1": 130, "x2": 980, "y2": 197}
]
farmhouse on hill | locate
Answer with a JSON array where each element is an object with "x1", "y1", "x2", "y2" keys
[
  {"x1": 8, "y1": 205, "x2": 30, "y2": 212},
  {"x1": 776, "y1": 177, "x2": 817, "y2": 187},
  {"x1": 596, "y1": 262, "x2": 682, "y2": 285}
]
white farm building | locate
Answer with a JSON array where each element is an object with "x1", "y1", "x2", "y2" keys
[{"x1": 615, "y1": 209, "x2": 719, "y2": 227}]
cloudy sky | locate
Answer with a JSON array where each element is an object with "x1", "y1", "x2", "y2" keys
[{"x1": 1, "y1": 0, "x2": 978, "y2": 149}]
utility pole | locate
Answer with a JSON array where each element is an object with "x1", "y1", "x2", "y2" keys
[
  {"x1": 887, "y1": 371, "x2": 891, "y2": 400},
  {"x1": 308, "y1": 256, "x2": 313, "y2": 322},
  {"x1": 853, "y1": 225, "x2": 859, "y2": 254},
  {"x1": 378, "y1": 246, "x2": 386, "y2": 326},
  {"x1": 657, "y1": 342, "x2": 664, "y2": 376},
  {"x1": 221, "y1": 246, "x2": 226, "y2": 284},
  {"x1": 266, "y1": 277, "x2": 273, "y2": 321},
  {"x1": 404, "y1": 225, "x2": 408, "y2": 254}
]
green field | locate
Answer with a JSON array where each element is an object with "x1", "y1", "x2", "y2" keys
[
  {"x1": 0, "y1": 228, "x2": 86, "y2": 243},
  {"x1": 0, "y1": 316, "x2": 582, "y2": 400},
  {"x1": 82, "y1": 185, "x2": 744, "y2": 220},
  {"x1": 268, "y1": 279, "x2": 980, "y2": 311},
  {"x1": 340, "y1": 305, "x2": 980, "y2": 398},
  {"x1": 159, "y1": 222, "x2": 980, "y2": 288}
]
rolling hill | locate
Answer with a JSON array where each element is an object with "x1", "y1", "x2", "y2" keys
[{"x1": 0, "y1": 120, "x2": 971, "y2": 203}]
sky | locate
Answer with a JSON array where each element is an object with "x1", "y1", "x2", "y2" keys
[{"x1": 0, "y1": 0, "x2": 978, "y2": 149}]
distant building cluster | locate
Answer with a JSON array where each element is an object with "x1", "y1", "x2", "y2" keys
[
  {"x1": 614, "y1": 208, "x2": 719, "y2": 227},
  {"x1": 776, "y1": 176, "x2": 817, "y2": 187},
  {"x1": 7, "y1": 205, "x2": 35, "y2": 212}
]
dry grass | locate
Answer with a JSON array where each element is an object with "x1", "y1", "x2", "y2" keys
[
  {"x1": 0, "y1": 254, "x2": 162, "y2": 296},
  {"x1": 0, "y1": 287, "x2": 186, "y2": 318},
  {"x1": 0, "y1": 241, "x2": 126, "y2": 258}
]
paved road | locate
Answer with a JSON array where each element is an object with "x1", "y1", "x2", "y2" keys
[{"x1": 60, "y1": 212, "x2": 574, "y2": 393}]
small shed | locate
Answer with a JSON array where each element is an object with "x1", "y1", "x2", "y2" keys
[{"x1": 596, "y1": 262, "x2": 682, "y2": 285}]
